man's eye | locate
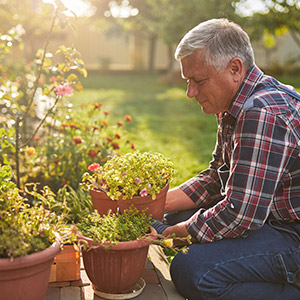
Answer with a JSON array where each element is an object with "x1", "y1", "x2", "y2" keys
[{"x1": 194, "y1": 79, "x2": 204, "y2": 84}]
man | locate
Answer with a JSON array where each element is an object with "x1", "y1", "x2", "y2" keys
[{"x1": 161, "y1": 18, "x2": 300, "y2": 300}]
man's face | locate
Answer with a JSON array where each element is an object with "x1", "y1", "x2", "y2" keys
[{"x1": 181, "y1": 50, "x2": 241, "y2": 114}]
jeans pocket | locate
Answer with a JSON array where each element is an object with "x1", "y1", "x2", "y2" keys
[{"x1": 272, "y1": 250, "x2": 300, "y2": 287}]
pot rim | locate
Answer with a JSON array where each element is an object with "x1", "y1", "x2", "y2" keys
[
  {"x1": 0, "y1": 240, "x2": 61, "y2": 270},
  {"x1": 79, "y1": 227, "x2": 157, "y2": 251}
]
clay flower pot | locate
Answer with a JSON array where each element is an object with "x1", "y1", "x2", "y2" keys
[
  {"x1": 117, "y1": 182, "x2": 169, "y2": 221},
  {"x1": 0, "y1": 241, "x2": 61, "y2": 300},
  {"x1": 89, "y1": 188, "x2": 118, "y2": 216},
  {"x1": 80, "y1": 228, "x2": 156, "y2": 295}
]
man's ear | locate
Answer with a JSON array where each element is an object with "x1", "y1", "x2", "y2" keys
[{"x1": 229, "y1": 57, "x2": 244, "y2": 82}]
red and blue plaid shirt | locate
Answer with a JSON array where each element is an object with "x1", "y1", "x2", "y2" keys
[{"x1": 181, "y1": 65, "x2": 300, "y2": 243}]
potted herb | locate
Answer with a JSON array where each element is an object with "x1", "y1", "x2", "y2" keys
[
  {"x1": 76, "y1": 206, "x2": 189, "y2": 298},
  {"x1": 0, "y1": 165, "x2": 66, "y2": 300},
  {"x1": 82, "y1": 151, "x2": 175, "y2": 220}
]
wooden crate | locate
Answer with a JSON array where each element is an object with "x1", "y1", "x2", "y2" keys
[{"x1": 49, "y1": 245, "x2": 80, "y2": 282}]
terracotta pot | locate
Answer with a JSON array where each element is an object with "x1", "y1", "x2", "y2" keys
[
  {"x1": 117, "y1": 183, "x2": 169, "y2": 221},
  {"x1": 0, "y1": 241, "x2": 61, "y2": 300},
  {"x1": 89, "y1": 188, "x2": 118, "y2": 216},
  {"x1": 49, "y1": 244, "x2": 80, "y2": 282},
  {"x1": 81, "y1": 228, "x2": 156, "y2": 294}
]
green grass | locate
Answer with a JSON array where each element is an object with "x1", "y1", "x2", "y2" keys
[
  {"x1": 70, "y1": 71, "x2": 300, "y2": 188},
  {"x1": 70, "y1": 71, "x2": 217, "y2": 188}
]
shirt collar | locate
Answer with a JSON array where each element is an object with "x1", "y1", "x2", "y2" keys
[{"x1": 229, "y1": 65, "x2": 264, "y2": 119}]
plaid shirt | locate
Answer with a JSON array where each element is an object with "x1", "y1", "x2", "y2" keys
[{"x1": 180, "y1": 65, "x2": 300, "y2": 243}]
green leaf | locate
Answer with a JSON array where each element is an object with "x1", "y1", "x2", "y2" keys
[
  {"x1": 263, "y1": 30, "x2": 276, "y2": 49},
  {"x1": 79, "y1": 68, "x2": 88, "y2": 78},
  {"x1": 73, "y1": 82, "x2": 83, "y2": 92},
  {"x1": 2, "y1": 94, "x2": 11, "y2": 100},
  {"x1": 42, "y1": 88, "x2": 50, "y2": 95},
  {"x1": 42, "y1": 3, "x2": 55, "y2": 16},
  {"x1": 67, "y1": 74, "x2": 78, "y2": 82}
]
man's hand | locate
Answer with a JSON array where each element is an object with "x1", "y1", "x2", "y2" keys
[
  {"x1": 162, "y1": 221, "x2": 189, "y2": 237},
  {"x1": 162, "y1": 222, "x2": 197, "y2": 244}
]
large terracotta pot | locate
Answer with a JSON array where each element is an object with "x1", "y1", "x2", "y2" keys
[
  {"x1": 89, "y1": 188, "x2": 118, "y2": 216},
  {"x1": 0, "y1": 241, "x2": 61, "y2": 300},
  {"x1": 117, "y1": 183, "x2": 169, "y2": 221},
  {"x1": 81, "y1": 228, "x2": 155, "y2": 295}
]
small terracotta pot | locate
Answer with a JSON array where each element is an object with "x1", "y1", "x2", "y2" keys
[
  {"x1": 0, "y1": 241, "x2": 61, "y2": 300},
  {"x1": 89, "y1": 188, "x2": 118, "y2": 216},
  {"x1": 49, "y1": 244, "x2": 80, "y2": 282},
  {"x1": 81, "y1": 228, "x2": 156, "y2": 294},
  {"x1": 117, "y1": 183, "x2": 169, "y2": 221}
]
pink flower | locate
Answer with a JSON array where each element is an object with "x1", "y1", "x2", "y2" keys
[
  {"x1": 88, "y1": 163, "x2": 100, "y2": 172},
  {"x1": 55, "y1": 83, "x2": 73, "y2": 97},
  {"x1": 140, "y1": 188, "x2": 148, "y2": 197},
  {"x1": 148, "y1": 184, "x2": 151, "y2": 189},
  {"x1": 135, "y1": 177, "x2": 141, "y2": 184}
]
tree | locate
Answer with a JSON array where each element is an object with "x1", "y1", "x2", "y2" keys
[
  {"x1": 136, "y1": 0, "x2": 241, "y2": 82},
  {"x1": 246, "y1": 0, "x2": 300, "y2": 52}
]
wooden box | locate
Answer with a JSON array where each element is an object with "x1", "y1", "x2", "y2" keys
[{"x1": 49, "y1": 245, "x2": 80, "y2": 282}]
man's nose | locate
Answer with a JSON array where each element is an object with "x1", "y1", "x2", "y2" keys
[{"x1": 186, "y1": 81, "x2": 198, "y2": 98}]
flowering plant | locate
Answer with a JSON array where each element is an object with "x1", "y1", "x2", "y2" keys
[
  {"x1": 28, "y1": 102, "x2": 134, "y2": 192},
  {"x1": 0, "y1": 2, "x2": 87, "y2": 188},
  {"x1": 82, "y1": 151, "x2": 175, "y2": 200}
]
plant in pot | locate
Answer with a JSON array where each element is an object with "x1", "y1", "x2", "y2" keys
[
  {"x1": 46, "y1": 185, "x2": 95, "y2": 282},
  {"x1": 76, "y1": 205, "x2": 190, "y2": 299},
  {"x1": 0, "y1": 165, "x2": 69, "y2": 300},
  {"x1": 81, "y1": 151, "x2": 175, "y2": 220}
]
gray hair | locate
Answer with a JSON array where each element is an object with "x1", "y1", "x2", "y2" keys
[{"x1": 175, "y1": 18, "x2": 255, "y2": 72}]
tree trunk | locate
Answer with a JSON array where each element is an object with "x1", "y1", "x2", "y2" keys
[
  {"x1": 167, "y1": 44, "x2": 175, "y2": 86},
  {"x1": 148, "y1": 33, "x2": 157, "y2": 72},
  {"x1": 289, "y1": 27, "x2": 300, "y2": 50}
]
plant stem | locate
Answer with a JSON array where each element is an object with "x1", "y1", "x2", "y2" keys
[
  {"x1": 15, "y1": 114, "x2": 21, "y2": 188},
  {"x1": 20, "y1": 96, "x2": 61, "y2": 148},
  {"x1": 23, "y1": 7, "x2": 59, "y2": 119}
]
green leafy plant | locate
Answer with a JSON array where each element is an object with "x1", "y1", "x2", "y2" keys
[
  {"x1": 76, "y1": 205, "x2": 191, "y2": 253},
  {"x1": 49, "y1": 184, "x2": 94, "y2": 225},
  {"x1": 82, "y1": 151, "x2": 175, "y2": 200},
  {"x1": 0, "y1": 165, "x2": 66, "y2": 259},
  {"x1": 77, "y1": 206, "x2": 152, "y2": 245}
]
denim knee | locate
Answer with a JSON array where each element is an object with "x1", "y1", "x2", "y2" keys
[{"x1": 170, "y1": 251, "x2": 206, "y2": 300}]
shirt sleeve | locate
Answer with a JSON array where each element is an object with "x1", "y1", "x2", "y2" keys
[{"x1": 185, "y1": 107, "x2": 298, "y2": 243}]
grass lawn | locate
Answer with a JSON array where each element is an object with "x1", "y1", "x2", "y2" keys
[
  {"x1": 70, "y1": 71, "x2": 300, "y2": 189},
  {"x1": 70, "y1": 71, "x2": 217, "y2": 188}
]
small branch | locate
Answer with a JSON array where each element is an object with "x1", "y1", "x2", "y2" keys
[
  {"x1": 20, "y1": 95, "x2": 61, "y2": 148},
  {"x1": 15, "y1": 114, "x2": 21, "y2": 188},
  {"x1": 22, "y1": 7, "x2": 59, "y2": 120}
]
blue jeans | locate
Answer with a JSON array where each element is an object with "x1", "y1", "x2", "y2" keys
[{"x1": 166, "y1": 211, "x2": 300, "y2": 300}]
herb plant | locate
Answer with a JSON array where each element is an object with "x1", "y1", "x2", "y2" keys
[
  {"x1": 77, "y1": 206, "x2": 152, "y2": 245},
  {"x1": 0, "y1": 165, "x2": 64, "y2": 259}
]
